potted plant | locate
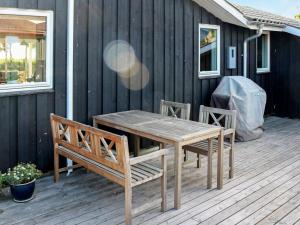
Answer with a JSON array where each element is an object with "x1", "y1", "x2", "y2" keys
[{"x1": 4, "y1": 163, "x2": 42, "y2": 203}]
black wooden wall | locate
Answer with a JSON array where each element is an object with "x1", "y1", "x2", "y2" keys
[
  {"x1": 73, "y1": 0, "x2": 274, "y2": 124},
  {"x1": 0, "y1": 0, "x2": 278, "y2": 172},
  {"x1": 271, "y1": 32, "x2": 300, "y2": 118},
  {"x1": 0, "y1": 0, "x2": 67, "y2": 172}
]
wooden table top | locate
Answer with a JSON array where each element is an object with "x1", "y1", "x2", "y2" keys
[{"x1": 93, "y1": 110, "x2": 221, "y2": 142}]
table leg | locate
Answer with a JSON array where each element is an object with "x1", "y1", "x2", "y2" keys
[
  {"x1": 217, "y1": 129, "x2": 224, "y2": 190},
  {"x1": 133, "y1": 135, "x2": 140, "y2": 157},
  {"x1": 174, "y1": 142, "x2": 183, "y2": 209}
]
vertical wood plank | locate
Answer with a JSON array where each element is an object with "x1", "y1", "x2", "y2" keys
[
  {"x1": 231, "y1": 25, "x2": 238, "y2": 76},
  {"x1": 17, "y1": 95, "x2": 37, "y2": 163},
  {"x1": 224, "y1": 23, "x2": 232, "y2": 76},
  {"x1": 153, "y1": 0, "x2": 165, "y2": 113},
  {"x1": 0, "y1": 98, "x2": 10, "y2": 171},
  {"x1": 74, "y1": 0, "x2": 88, "y2": 122},
  {"x1": 183, "y1": 0, "x2": 194, "y2": 106},
  {"x1": 237, "y1": 28, "x2": 244, "y2": 76},
  {"x1": 141, "y1": 0, "x2": 154, "y2": 112},
  {"x1": 129, "y1": 0, "x2": 142, "y2": 110},
  {"x1": 36, "y1": 93, "x2": 54, "y2": 171},
  {"x1": 184, "y1": 0, "x2": 198, "y2": 107},
  {"x1": 192, "y1": 4, "x2": 201, "y2": 120},
  {"x1": 164, "y1": 0, "x2": 175, "y2": 102},
  {"x1": 87, "y1": 0, "x2": 102, "y2": 119},
  {"x1": 174, "y1": 0, "x2": 184, "y2": 103},
  {"x1": 0, "y1": 0, "x2": 17, "y2": 7},
  {"x1": 18, "y1": 0, "x2": 38, "y2": 8},
  {"x1": 9, "y1": 97, "x2": 18, "y2": 168},
  {"x1": 103, "y1": 0, "x2": 117, "y2": 114},
  {"x1": 54, "y1": 0, "x2": 67, "y2": 117},
  {"x1": 117, "y1": 0, "x2": 130, "y2": 112}
]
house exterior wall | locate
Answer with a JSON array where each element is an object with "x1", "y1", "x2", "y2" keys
[
  {"x1": 0, "y1": 0, "x2": 67, "y2": 172},
  {"x1": 271, "y1": 32, "x2": 300, "y2": 118},
  {"x1": 73, "y1": 0, "x2": 274, "y2": 124},
  {"x1": 0, "y1": 0, "x2": 275, "y2": 172}
]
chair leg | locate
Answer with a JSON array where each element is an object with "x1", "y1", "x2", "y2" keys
[
  {"x1": 197, "y1": 153, "x2": 201, "y2": 168},
  {"x1": 229, "y1": 135, "x2": 235, "y2": 179},
  {"x1": 124, "y1": 185, "x2": 132, "y2": 225},
  {"x1": 54, "y1": 147, "x2": 59, "y2": 183},
  {"x1": 161, "y1": 155, "x2": 167, "y2": 212},
  {"x1": 207, "y1": 139, "x2": 213, "y2": 189}
]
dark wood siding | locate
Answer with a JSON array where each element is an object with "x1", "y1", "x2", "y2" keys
[
  {"x1": 272, "y1": 32, "x2": 300, "y2": 118},
  {"x1": 1, "y1": 0, "x2": 281, "y2": 172},
  {"x1": 74, "y1": 0, "x2": 274, "y2": 124},
  {"x1": 0, "y1": 0, "x2": 67, "y2": 172}
]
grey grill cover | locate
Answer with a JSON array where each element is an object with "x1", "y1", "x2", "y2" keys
[{"x1": 211, "y1": 76, "x2": 267, "y2": 142}]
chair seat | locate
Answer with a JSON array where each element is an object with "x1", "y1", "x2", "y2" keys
[
  {"x1": 183, "y1": 139, "x2": 231, "y2": 155},
  {"x1": 131, "y1": 162, "x2": 163, "y2": 187}
]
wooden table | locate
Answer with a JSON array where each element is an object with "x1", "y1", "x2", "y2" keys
[{"x1": 93, "y1": 110, "x2": 223, "y2": 209}]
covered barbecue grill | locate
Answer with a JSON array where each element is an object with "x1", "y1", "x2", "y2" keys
[{"x1": 211, "y1": 76, "x2": 267, "y2": 141}]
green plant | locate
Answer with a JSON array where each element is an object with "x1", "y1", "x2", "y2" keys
[
  {"x1": 0, "y1": 172, "x2": 5, "y2": 188},
  {"x1": 4, "y1": 163, "x2": 42, "y2": 186}
]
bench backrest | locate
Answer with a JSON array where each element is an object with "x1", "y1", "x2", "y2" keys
[
  {"x1": 199, "y1": 105, "x2": 237, "y2": 130},
  {"x1": 160, "y1": 100, "x2": 191, "y2": 120},
  {"x1": 50, "y1": 114, "x2": 130, "y2": 175}
]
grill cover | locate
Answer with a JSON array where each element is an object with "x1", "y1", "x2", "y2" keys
[{"x1": 211, "y1": 76, "x2": 267, "y2": 141}]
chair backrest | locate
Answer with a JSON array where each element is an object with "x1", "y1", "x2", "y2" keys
[
  {"x1": 160, "y1": 100, "x2": 191, "y2": 120},
  {"x1": 199, "y1": 105, "x2": 237, "y2": 130},
  {"x1": 50, "y1": 114, "x2": 130, "y2": 174}
]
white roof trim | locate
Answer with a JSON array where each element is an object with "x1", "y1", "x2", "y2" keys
[
  {"x1": 214, "y1": 0, "x2": 249, "y2": 26},
  {"x1": 192, "y1": 0, "x2": 249, "y2": 28},
  {"x1": 193, "y1": 0, "x2": 300, "y2": 36}
]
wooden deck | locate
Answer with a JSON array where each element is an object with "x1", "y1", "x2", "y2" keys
[{"x1": 1, "y1": 116, "x2": 300, "y2": 225}]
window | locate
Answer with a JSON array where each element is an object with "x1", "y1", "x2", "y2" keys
[
  {"x1": 0, "y1": 8, "x2": 53, "y2": 93},
  {"x1": 256, "y1": 32, "x2": 270, "y2": 73},
  {"x1": 198, "y1": 24, "x2": 220, "y2": 77}
]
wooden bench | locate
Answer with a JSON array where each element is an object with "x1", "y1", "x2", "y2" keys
[{"x1": 50, "y1": 114, "x2": 168, "y2": 225}]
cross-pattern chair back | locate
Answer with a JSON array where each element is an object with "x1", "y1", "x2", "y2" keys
[
  {"x1": 160, "y1": 100, "x2": 191, "y2": 120},
  {"x1": 50, "y1": 114, "x2": 130, "y2": 174},
  {"x1": 199, "y1": 105, "x2": 237, "y2": 130}
]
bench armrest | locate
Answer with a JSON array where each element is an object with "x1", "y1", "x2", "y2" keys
[{"x1": 129, "y1": 148, "x2": 169, "y2": 165}]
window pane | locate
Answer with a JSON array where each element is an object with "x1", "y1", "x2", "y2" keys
[
  {"x1": 257, "y1": 34, "x2": 268, "y2": 69},
  {"x1": 0, "y1": 15, "x2": 46, "y2": 85},
  {"x1": 200, "y1": 28, "x2": 218, "y2": 72}
]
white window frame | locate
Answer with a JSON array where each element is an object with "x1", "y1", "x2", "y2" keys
[
  {"x1": 0, "y1": 8, "x2": 53, "y2": 93},
  {"x1": 198, "y1": 24, "x2": 221, "y2": 78},
  {"x1": 256, "y1": 31, "x2": 270, "y2": 74}
]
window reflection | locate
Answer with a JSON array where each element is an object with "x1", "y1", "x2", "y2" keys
[
  {"x1": 200, "y1": 28, "x2": 218, "y2": 72},
  {"x1": 0, "y1": 15, "x2": 46, "y2": 85}
]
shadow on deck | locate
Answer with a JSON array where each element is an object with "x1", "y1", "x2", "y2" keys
[{"x1": 1, "y1": 116, "x2": 300, "y2": 225}]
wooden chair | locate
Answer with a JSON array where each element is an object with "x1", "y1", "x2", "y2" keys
[
  {"x1": 50, "y1": 114, "x2": 168, "y2": 225},
  {"x1": 160, "y1": 100, "x2": 191, "y2": 160},
  {"x1": 183, "y1": 105, "x2": 237, "y2": 189},
  {"x1": 160, "y1": 100, "x2": 191, "y2": 120}
]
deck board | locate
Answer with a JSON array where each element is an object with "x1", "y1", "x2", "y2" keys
[{"x1": 1, "y1": 116, "x2": 300, "y2": 225}]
